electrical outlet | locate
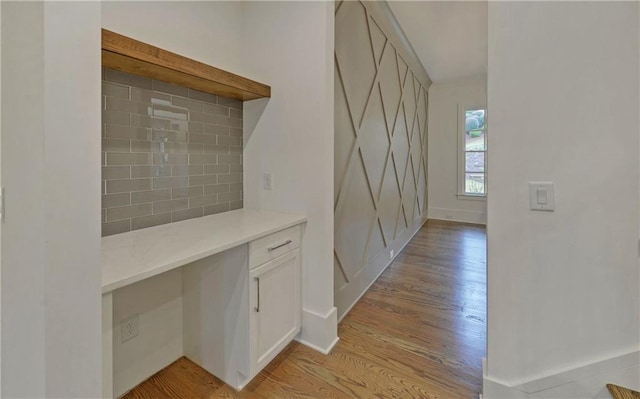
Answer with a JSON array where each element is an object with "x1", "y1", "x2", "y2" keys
[
  {"x1": 121, "y1": 314, "x2": 139, "y2": 343},
  {"x1": 263, "y1": 172, "x2": 273, "y2": 190},
  {"x1": 390, "y1": 250, "x2": 395, "y2": 259}
]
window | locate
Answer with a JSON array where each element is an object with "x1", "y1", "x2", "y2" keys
[{"x1": 459, "y1": 108, "x2": 487, "y2": 197}]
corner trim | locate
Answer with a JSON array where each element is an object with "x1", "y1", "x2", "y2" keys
[{"x1": 297, "y1": 307, "x2": 339, "y2": 354}]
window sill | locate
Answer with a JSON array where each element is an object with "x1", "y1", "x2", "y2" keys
[{"x1": 457, "y1": 194, "x2": 486, "y2": 201}]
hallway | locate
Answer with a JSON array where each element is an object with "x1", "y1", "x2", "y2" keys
[{"x1": 125, "y1": 220, "x2": 487, "y2": 398}]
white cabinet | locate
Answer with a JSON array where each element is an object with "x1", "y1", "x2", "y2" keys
[
  {"x1": 181, "y1": 224, "x2": 302, "y2": 390},
  {"x1": 102, "y1": 210, "x2": 307, "y2": 397},
  {"x1": 249, "y1": 248, "x2": 301, "y2": 376}
]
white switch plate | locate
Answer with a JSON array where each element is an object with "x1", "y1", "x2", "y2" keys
[{"x1": 529, "y1": 182, "x2": 555, "y2": 211}]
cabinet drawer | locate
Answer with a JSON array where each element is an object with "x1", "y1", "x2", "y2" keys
[{"x1": 249, "y1": 225, "x2": 301, "y2": 269}]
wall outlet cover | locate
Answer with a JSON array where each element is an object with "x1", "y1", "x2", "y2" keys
[
  {"x1": 263, "y1": 172, "x2": 273, "y2": 190},
  {"x1": 121, "y1": 314, "x2": 139, "y2": 343}
]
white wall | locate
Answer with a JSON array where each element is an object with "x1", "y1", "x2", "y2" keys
[
  {"x1": 242, "y1": 1, "x2": 337, "y2": 351},
  {"x1": 486, "y1": 0, "x2": 639, "y2": 392},
  {"x1": 1, "y1": 4, "x2": 46, "y2": 394},
  {"x1": 102, "y1": 0, "x2": 337, "y2": 353},
  {"x1": 112, "y1": 269, "x2": 183, "y2": 397},
  {"x1": 1, "y1": 2, "x2": 102, "y2": 397},
  {"x1": 428, "y1": 79, "x2": 486, "y2": 224},
  {"x1": 0, "y1": 3, "x2": 4, "y2": 394},
  {"x1": 102, "y1": 1, "x2": 246, "y2": 77}
]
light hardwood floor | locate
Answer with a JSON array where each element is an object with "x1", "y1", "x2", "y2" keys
[
  {"x1": 607, "y1": 384, "x2": 640, "y2": 399},
  {"x1": 124, "y1": 220, "x2": 487, "y2": 399}
]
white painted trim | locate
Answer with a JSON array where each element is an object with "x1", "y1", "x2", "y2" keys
[
  {"x1": 297, "y1": 306, "x2": 339, "y2": 354},
  {"x1": 428, "y1": 207, "x2": 486, "y2": 225},
  {"x1": 456, "y1": 194, "x2": 486, "y2": 202},
  {"x1": 514, "y1": 350, "x2": 639, "y2": 394},
  {"x1": 483, "y1": 379, "x2": 530, "y2": 399},
  {"x1": 296, "y1": 336, "x2": 339, "y2": 356},
  {"x1": 102, "y1": 293, "x2": 113, "y2": 399},
  {"x1": 483, "y1": 351, "x2": 640, "y2": 398},
  {"x1": 337, "y1": 217, "x2": 427, "y2": 322}
]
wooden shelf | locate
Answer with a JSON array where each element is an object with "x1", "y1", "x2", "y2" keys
[{"x1": 102, "y1": 29, "x2": 270, "y2": 101}]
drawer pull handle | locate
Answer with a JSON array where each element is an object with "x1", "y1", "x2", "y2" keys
[
  {"x1": 268, "y1": 240, "x2": 292, "y2": 252},
  {"x1": 255, "y1": 277, "x2": 260, "y2": 313}
]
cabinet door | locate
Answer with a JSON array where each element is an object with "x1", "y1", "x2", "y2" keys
[{"x1": 249, "y1": 248, "x2": 301, "y2": 376}]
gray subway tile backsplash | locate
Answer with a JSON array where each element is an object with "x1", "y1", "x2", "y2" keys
[
  {"x1": 187, "y1": 88, "x2": 218, "y2": 103},
  {"x1": 105, "y1": 68, "x2": 152, "y2": 89},
  {"x1": 131, "y1": 189, "x2": 172, "y2": 205},
  {"x1": 204, "y1": 123, "x2": 229, "y2": 135},
  {"x1": 204, "y1": 184, "x2": 230, "y2": 195},
  {"x1": 218, "y1": 173, "x2": 242, "y2": 184},
  {"x1": 103, "y1": 82, "x2": 129, "y2": 99},
  {"x1": 131, "y1": 212, "x2": 172, "y2": 231},
  {"x1": 102, "y1": 193, "x2": 131, "y2": 208},
  {"x1": 188, "y1": 174, "x2": 218, "y2": 186},
  {"x1": 153, "y1": 198, "x2": 189, "y2": 214},
  {"x1": 130, "y1": 165, "x2": 172, "y2": 179},
  {"x1": 203, "y1": 164, "x2": 229, "y2": 175},
  {"x1": 102, "y1": 68, "x2": 243, "y2": 236},
  {"x1": 102, "y1": 219, "x2": 132, "y2": 237},
  {"x1": 172, "y1": 207, "x2": 204, "y2": 223},
  {"x1": 188, "y1": 195, "x2": 218, "y2": 208},
  {"x1": 106, "y1": 203, "x2": 153, "y2": 222},
  {"x1": 104, "y1": 125, "x2": 150, "y2": 140},
  {"x1": 152, "y1": 79, "x2": 189, "y2": 97},
  {"x1": 107, "y1": 152, "x2": 152, "y2": 166},
  {"x1": 204, "y1": 202, "x2": 230, "y2": 216},
  {"x1": 103, "y1": 109, "x2": 131, "y2": 126},
  {"x1": 202, "y1": 103, "x2": 230, "y2": 116},
  {"x1": 106, "y1": 178, "x2": 152, "y2": 194},
  {"x1": 102, "y1": 166, "x2": 130, "y2": 180},
  {"x1": 172, "y1": 186, "x2": 204, "y2": 199}
]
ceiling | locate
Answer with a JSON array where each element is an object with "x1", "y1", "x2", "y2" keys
[{"x1": 387, "y1": 1, "x2": 488, "y2": 84}]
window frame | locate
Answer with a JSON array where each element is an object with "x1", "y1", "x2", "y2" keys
[{"x1": 457, "y1": 105, "x2": 487, "y2": 200}]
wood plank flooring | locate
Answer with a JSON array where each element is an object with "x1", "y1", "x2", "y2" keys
[
  {"x1": 607, "y1": 384, "x2": 640, "y2": 399},
  {"x1": 123, "y1": 220, "x2": 487, "y2": 399}
]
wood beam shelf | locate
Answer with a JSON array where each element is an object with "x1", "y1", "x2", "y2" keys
[{"x1": 101, "y1": 29, "x2": 271, "y2": 101}]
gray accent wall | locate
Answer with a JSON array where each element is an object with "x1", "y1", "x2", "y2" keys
[
  {"x1": 334, "y1": 1, "x2": 430, "y2": 319},
  {"x1": 101, "y1": 68, "x2": 243, "y2": 236}
]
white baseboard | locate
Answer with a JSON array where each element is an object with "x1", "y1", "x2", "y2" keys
[
  {"x1": 297, "y1": 307, "x2": 339, "y2": 354},
  {"x1": 483, "y1": 351, "x2": 640, "y2": 399},
  {"x1": 428, "y1": 207, "x2": 486, "y2": 225}
]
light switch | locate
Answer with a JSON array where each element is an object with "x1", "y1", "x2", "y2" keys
[
  {"x1": 536, "y1": 188, "x2": 548, "y2": 204},
  {"x1": 529, "y1": 182, "x2": 554, "y2": 211}
]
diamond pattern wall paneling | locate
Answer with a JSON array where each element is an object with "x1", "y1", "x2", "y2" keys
[{"x1": 335, "y1": 1, "x2": 429, "y2": 317}]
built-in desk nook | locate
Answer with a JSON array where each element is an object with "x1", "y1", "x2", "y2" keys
[{"x1": 101, "y1": 209, "x2": 306, "y2": 397}]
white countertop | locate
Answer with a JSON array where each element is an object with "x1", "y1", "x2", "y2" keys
[{"x1": 102, "y1": 209, "x2": 307, "y2": 293}]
